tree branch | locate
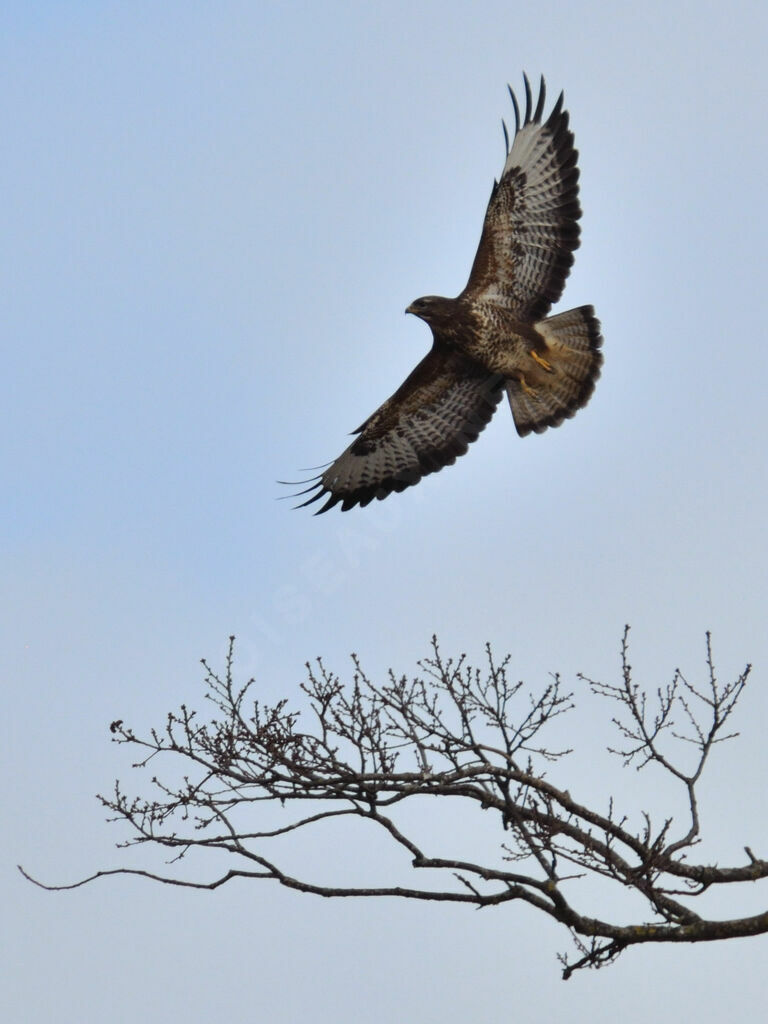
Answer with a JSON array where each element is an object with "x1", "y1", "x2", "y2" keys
[{"x1": 22, "y1": 630, "x2": 765, "y2": 979}]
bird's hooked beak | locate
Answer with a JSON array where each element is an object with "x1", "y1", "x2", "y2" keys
[{"x1": 405, "y1": 303, "x2": 417, "y2": 315}]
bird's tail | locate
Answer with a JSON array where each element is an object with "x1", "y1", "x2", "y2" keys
[{"x1": 506, "y1": 305, "x2": 603, "y2": 437}]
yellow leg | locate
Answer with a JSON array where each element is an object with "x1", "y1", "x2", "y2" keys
[
  {"x1": 518, "y1": 374, "x2": 537, "y2": 398},
  {"x1": 530, "y1": 350, "x2": 553, "y2": 372}
]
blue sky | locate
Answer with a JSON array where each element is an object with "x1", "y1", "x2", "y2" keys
[{"x1": 3, "y1": 2, "x2": 768, "y2": 1021}]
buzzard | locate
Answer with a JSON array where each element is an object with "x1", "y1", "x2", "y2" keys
[{"x1": 290, "y1": 76, "x2": 602, "y2": 513}]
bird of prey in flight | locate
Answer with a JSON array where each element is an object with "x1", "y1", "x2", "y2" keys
[{"x1": 289, "y1": 75, "x2": 602, "y2": 513}]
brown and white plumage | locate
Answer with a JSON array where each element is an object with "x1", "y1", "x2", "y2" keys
[
  {"x1": 464, "y1": 78, "x2": 580, "y2": 319},
  {"x1": 291, "y1": 75, "x2": 602, "y2": 514}
]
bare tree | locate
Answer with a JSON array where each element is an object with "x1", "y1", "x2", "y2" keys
[{"x1": 22, "y1": 628, "x2": 768, "y2": 978}]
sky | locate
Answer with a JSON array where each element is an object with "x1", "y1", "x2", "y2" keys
[{"x1": 3, "y1": 1, "x2": 768, "y2": 1020}]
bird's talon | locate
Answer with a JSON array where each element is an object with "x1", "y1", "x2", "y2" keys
[{"x1": 530, "y1": 350, "x2": 554, "y2": 372}]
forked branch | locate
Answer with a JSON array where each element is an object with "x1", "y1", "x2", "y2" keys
[{"x1": 21, "y1": 629, "x2": 766, "y2": 979}]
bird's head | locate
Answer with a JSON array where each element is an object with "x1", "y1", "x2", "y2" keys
[{"x1": 405, "y1": 295, "x2": 457, "y2": 329}]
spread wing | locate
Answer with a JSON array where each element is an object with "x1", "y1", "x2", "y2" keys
[
  {"x1": 462, "y1": 75, "x2": 581, "y2": 321},
  {"x1": 290, "y1": 347, "x2": 503, "y2": 513}
]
